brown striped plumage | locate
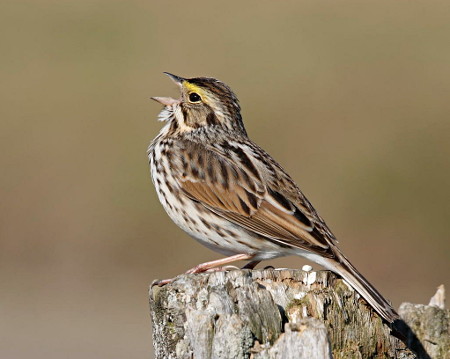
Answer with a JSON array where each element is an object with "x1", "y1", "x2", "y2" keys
[{"x1": 148, "y1": 73, "x2": 399, "y2": 323}]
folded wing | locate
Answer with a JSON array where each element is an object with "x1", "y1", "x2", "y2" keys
[{"x1": 174, "y1": 141, "x2": 334, "y2": 254}]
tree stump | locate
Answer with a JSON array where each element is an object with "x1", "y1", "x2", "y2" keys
[{"x1": 149, "y1": 268, "x2": 448, "y2": 359}]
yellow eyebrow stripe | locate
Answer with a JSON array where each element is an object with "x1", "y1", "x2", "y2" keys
[{"x1": 183, "y1": 82, "x2": 207, "y2": 99}]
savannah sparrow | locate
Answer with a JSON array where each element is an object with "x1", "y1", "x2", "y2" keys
[{"x1": 148, "y1": 73, "x2": 399, "y2": 323}]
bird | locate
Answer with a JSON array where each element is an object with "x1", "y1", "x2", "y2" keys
[{"x1": 147, "y1": 72, "x2": 399, "y2": 324}]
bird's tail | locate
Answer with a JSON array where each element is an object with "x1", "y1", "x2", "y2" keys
[{"x1": 322, "y1": 250, "x2": 400, "y2": 323}]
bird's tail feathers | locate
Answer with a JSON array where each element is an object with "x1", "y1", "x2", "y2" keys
[{"x1": 323, "y1": 250, "x2": 400, "y2": 323}]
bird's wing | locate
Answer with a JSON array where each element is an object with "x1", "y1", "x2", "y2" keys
[{"x1": 172, "y1": 140, "x2": 335, "y2": 254}]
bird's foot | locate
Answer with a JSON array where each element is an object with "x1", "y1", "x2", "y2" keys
[
  {"x1": 205, "y1": 265, "x2": 240, "y2": 272},
  {"x1": 185, "y1": 264, "x2": 240, "y2": 274},
  {"x1": 185, "y1": 254, "x2": 254, "y2": 274},
  {"x1": 151, "y1": 278, "x2": 174, "y2": 287}
]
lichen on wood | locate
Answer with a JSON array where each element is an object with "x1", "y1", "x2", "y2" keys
[{"x1": 149, "y1": 269, "x2": 447, "y2": 359}]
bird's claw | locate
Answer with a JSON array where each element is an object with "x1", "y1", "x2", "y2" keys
[
  {"x1": 151, "y1": 278, "x2": 174, "y2": 287},
  {"x1": 185, "y1": 265, "x2": 240, "y2": 274},
  {"x1": 206, "y1": 265, "x2": 240, "y2": 272}
]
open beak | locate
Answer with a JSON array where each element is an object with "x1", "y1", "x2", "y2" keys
[
  {"x1": 163, "y1": 72, "x2": 185, "y2": 86},
  {"x1": 151, "y1": 72, "x2": 186, "y2": 106},
  {"x1": 151, "y1": 96, "x2": 180, "y2": 106}
]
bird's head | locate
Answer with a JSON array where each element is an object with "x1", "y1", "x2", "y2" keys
[{"x1": 152, "y1": 73, "x2": 246, "y2": 135}]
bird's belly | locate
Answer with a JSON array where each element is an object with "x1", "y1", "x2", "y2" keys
[{"x1": 150, "y1": 160, "x2": 285, "y2": 259}]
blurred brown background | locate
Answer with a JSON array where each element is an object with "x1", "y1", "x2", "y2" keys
[{"x1": 1, "y1": 0, "x2": 449, "y2": 358}]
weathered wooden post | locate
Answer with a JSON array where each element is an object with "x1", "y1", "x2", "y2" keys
[{"x1": 149, "y1": 268, "x2": 448, "y2": 358}]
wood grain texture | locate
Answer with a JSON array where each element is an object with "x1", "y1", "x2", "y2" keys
[{"x1": 150, "y1": 269, "x2": 447, "y2": 359}]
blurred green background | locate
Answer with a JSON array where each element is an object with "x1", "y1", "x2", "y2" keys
[{"x1": 1, "y1": 0, "x2": 449, "y2": 358}]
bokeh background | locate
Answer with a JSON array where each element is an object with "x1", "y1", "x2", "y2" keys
[{"x1": 1, "y1": 0, "x2": 449, "y2": 358}]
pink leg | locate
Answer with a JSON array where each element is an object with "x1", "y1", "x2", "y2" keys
[
  {"x1": 151, "y1": 278, "x2": 174, "y2": 287},
  {"x1": 152, "y1": 254, "x2": 255, "y2": 287},
  {"x1": 185, "y1": 254, "x2": 254, "y2": 274}
]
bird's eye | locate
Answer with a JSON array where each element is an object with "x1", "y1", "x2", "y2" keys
[{"x1": 189, "y1": 93, "x2": 201, "y2": 103}]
